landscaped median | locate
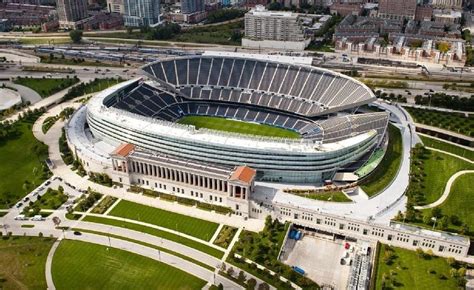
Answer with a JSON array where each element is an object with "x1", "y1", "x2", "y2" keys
[{"x1": 79, "y1": 215, "x2": 224, "y2": 259}]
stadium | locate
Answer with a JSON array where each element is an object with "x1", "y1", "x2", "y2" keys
[{"x1": 82, "y1": 53, "x2": 389, "y2": 184}]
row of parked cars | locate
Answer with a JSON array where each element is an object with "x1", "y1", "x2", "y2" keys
[{"x1": 14, "y1": 214, "x2": 44, "y2": 221}]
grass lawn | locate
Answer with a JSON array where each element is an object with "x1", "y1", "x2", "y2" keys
[
  {"x1": 374, "y1": 244, "x2": 460, "y2": 290},
  {"x1": 52, "y1": 240, "x2": 206, "y2": 290},
  {"x1": 63, "y1": 77, "x2": 124, "y2": 101},
  {"x1": 297, "y1": 191, "x2": 352, "y2": 202},
  {"x1": 0, "y1": 117, "x2": 51, "y2": 208},
  {"x1": 108, "y1": 200, "x2": 219, "y2": 241},
  {"x1": 421, "y1": 173, "x2": 474, "y2": 232},
  {"x1": 420, "y1": 135, "x2": 474, "y2": 161},
  {"x1": 177, "y1": 115, "x2": 300, "y2": 139},
  {"x1": 416, "y1": 150, "x2": 473, "y2": 205},
  {"x1": 72, "y1": 228, "x2": 214, "y2": 271},
  {"x1": 82, "y1": 215, "x2": 224, "y2": 258},
  {"x1": 405, "y1": 107, "x2": 474, "y2": 137},
  {"x1": 0, "y1": 237, "x2": 55, "y2": 289},
  {"x1": 360, "y1": 124, "x2": 403, "y2": 197},
  {"x1": 13, "y1": 77, "x2": 79, "y2": 98}
]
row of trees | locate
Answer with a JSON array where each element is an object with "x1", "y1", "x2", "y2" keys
[
  {"x1": 414, "y1": 93, "x2": 474, "y2": 112},
  {"x1": 137, "y1": 23, "x2": 182, "y2": 41},
  {"x1": 206, "y1": 9, "x2": 245, "y2": 24}
]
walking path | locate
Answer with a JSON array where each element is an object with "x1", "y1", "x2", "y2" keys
[
  {"x1": 414, "y1": 170, "x2": 474, "y2": 210},
  {"x1": 45, "y1": 239, "x2": 61, "y2": 290}
]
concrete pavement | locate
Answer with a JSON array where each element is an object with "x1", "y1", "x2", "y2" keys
[{"x1": 45, "y1": 239, "x2": 60, "y2": 290}]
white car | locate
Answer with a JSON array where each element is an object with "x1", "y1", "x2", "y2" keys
[
  {"x1": 14, "y1": 215, "x2": 27, "y2": 220},
  {"x1": 31, "y1": 215, "x2": 44, "y2": 221}
]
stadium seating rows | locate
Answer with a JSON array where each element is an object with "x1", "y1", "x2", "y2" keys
[
  {"x1": 112, "y1": 82, "x2": 388, "y2": 143},
  {"x1": 142, "y1": 56, "x2": 374, "y2": 117}
]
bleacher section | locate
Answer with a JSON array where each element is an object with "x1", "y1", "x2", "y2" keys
[
  {"x1": 111, "y1": 80, "x2": 388, "y2": 144},
  {"x1": 142, "y1": 56, "x2": 375, "y2": 117}
]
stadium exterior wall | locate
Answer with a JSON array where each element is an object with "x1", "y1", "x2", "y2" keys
[{"x1": 85, "y1": 82, "x2": 380, "y2": 183}]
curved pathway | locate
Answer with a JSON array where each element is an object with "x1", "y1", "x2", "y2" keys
[
  {"x1": 414, "y1": 170, "x2": 474, "y2": 210},
  {"x1": 45, "y1": 239, "x2": 61, "y2": 290}
]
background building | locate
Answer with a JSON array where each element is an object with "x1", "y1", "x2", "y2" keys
[
  {"x1": 243, "y1": 5, "x2": 310, "y2": 50},
  {"x1": 56, "y1": 0, "x2": 88, "y2": 28},
  {"x1": 107, "y1": 0, "x2": 125, "y2": 14},
  {"x1": 181, "y1": 0, "x2": 204, "y2": 14},
  {"x1": 124, "y1": 0, "x2": 160, "y2": 27},
  {"x1": 378, "y1": 0, "x2": 417, "y2": 20},
  {"x1": 430, "y1": 0, "x2": 463, "y2": 9}
]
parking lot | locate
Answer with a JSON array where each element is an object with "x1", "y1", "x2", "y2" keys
[{"x1": 281, "y1": 233, "x2": 352, "y2": 289}]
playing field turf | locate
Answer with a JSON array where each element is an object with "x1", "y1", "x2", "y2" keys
[
  {"x1": 177, "y1": 115, "x2": 301, "y2": 139},
  {"x1": 52, "y1": 240, "x2": 206, "y2": 290},
  {"x1": 108, "y1": 200, "x2": 219, "y2": 241},
  {"x1": 0, "y1": 237, "x2": 55, "y2": 290}
]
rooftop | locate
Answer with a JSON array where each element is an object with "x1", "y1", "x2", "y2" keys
[
  {"x1": 230, "y1": 166, "x2": 257, "y2": 184},
  {"x1": 112, "y1": 143, "x2": 135, "y2": 157}
]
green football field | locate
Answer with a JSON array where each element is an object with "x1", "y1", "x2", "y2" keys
[{"x1": 177, "y1": 115, "x2": 300, "y2": 139}]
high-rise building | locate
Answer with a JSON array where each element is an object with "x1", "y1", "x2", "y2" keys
[
  {"x1": 243, "y1": 5, "x2": 310, "y2": 50},
  {"x1": 181, "y1": 0, "x2": 204, "y2": 14},
  {"x1": 56, "y1": 0, "x2": 88, "y2": 27},
  {"x1": 378, "y1": 0, "x2": 417, "y2": 20},
  {"x1": 123, "y1": 0, "x2": 160, "y2": 27},
  {"x1": 107, "y1": 0, "x2": 125, "y2": 14}
]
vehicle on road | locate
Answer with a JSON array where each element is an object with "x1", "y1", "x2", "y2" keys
[
  {"x1": 14, "y1": 214, "x2": 27, "y2": 220},
  {"x1": 15, "y1": 202, "x2": 23, "y2": 208},
  {"x1": 31, "y1": 215, "x2": 43, "y2": 221},
  {"x1": 73, "y1": 231, "x2": 82, "y2": 236}
]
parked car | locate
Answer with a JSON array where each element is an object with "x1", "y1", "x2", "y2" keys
[
  {"x1": 31, "y1": 215, "x2": 43, "y2": 221},
  {"x1": 14, "y1": 214, "x2": 27, "y2": 220}
]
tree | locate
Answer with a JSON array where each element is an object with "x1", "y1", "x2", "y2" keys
[
  {"x1": 238, "y1": 270, "x2": 246, "y2": 283},
  {"x1": 246, "y1": 278, "x2": 257, "y2": 290},
  {"x1": 438, "y1": 216, "x2": 449, "y2": 230},
  {"x1": 69, "y1": 30, "x2": 83, "y2": 44},
  {"x1": 217, "y1": 283, "x2": 224, "y2": 290},
  {"x1": 257, "y1": 283, "x2": 270, "y2": 290},
  {"x1": 437, "y1": 42, "x2": 450, "y2": 54},
  {"x1": 416, "y1": 248, "x2": 425, "y2": 258}
]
